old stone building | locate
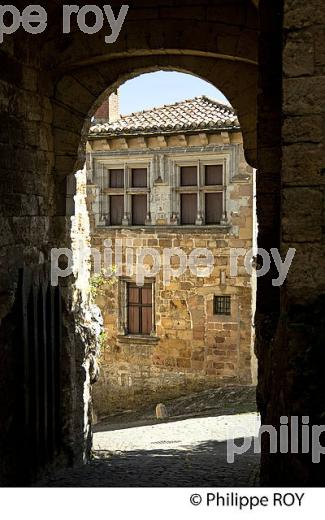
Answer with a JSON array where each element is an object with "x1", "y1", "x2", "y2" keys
[
  {"x1": 86, "y1": 95, "x2": 255, "y2": 416},
  {"x1": 0, "y1": 0, "x2": 324, "y2": 487}
]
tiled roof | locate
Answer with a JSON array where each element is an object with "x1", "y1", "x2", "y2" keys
[{"x1": 89, "y1": 96, "x2": 240, "y2": 137}]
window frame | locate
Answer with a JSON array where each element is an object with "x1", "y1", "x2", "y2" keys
[
  {"x1": 213, "y1": 295, "x2": 232, "y2": 316},
  {"x1": 175, "y1": 159, "x2": 226, "y2": 225},
  {"x1": 127, "y1": 282, "x2": 153, "y2": 336},
  {"x1": 92, "y1": 150, "x2": 233, "y2": 229},
  {"x1": 96, "y1": 160, "x2": 151, "y2": 227},
  {"x1": 118, "y1": 278, "x2": 156, "y2": 338}
]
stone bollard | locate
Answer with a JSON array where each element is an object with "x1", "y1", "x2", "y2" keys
[{"x1": 156, "y1": 403, "x2": 168, "y2": 420}]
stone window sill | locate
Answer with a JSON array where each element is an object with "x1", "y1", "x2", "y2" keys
[
  {"x1": 117, "y1": 335, "x2": 160, "y2": 345},
  {"x1": 96, "y1": 224, "x2": 231, "y2": 233}
]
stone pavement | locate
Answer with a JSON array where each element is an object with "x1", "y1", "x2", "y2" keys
[{"x1": 38, "y1": 412, "x2": 261, "y2": 487}]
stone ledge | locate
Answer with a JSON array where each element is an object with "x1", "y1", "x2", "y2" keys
[
  {"x1": 231, "y1": 174, "x2": 251, "y2": 183},
  {"x1": 96, "y1": 225, "x2": 232, "y2": 234},
  {"x1": 117, "y1": 335, "x2": 160, "y2": 345}
]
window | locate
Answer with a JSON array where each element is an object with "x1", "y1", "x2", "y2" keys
[
  {"x1": 97, "y1": 159, "x2": 225, "y2": 227},
  {"x1": 214, "y1": 295, "x2": 231, "y2": 316},
  {"x1": 98, "y1": 164, "x2": 149, "y2": 226},
  {"x1": 203, "y1": 164, "x2": 224, "y2": 224},
  {"x1": 132, "y1": 168, "x2": 148, "y2": 188},
  {"x1": 205, "y1": 193, "x2": 223, "y2": 225},
  {"x1": 109, "y1": 168, "x2": 124, "y2": 188},
  {"x1": 107, "y1": 169, "x2": 125, "y2": 225},
  {"x1": 181, "y1": 193, "x2": 197, "y2": 225},
  {"x1": 127, "y1": 283, "x2": 153, "y2": 335},
  {"x1": 205, "y1": 165, "x2": 223, "y2": 186},
  {"x1": 181, "y1": 166, "x2": 197, "y2": 187},
  {"x1": 132, "y1": 194, "x2": 147, "y2": 226},
  {"x1": 179, "y1": 166, "x2": 198, "y2": 224},
  {"x1": 110, "y1": 195, "x2": 124, "y2": 226},
  {"x1": 178, "y1": 164, "x2": 224, "y2": 225},
  {"x1": 130, "y1": 168, "x2": 148, "y2": 225}
]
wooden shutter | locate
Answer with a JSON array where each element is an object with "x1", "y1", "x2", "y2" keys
[
  {"x1": 181, "y1": 193, "x2": 197, "y2": 225},
  {"x1": 128, "y1": 285, "x2": 140, "y2": 334},
  {"x1": 132, "y1": 195, "x2": 147, "y2": 225},
  {"x1": 110, "y1": 169, "x2": 124, "y2": 188},
  {"x1": 205, "y1": 165, "x2": 223, "y2": 186},
  {"x1": 132, "y1": 168, "x2": 147, "y2": 188},
  {"x1": 110, "y1": 195, "x2": 124, "y2": 225},
  {"x1": 205, "y1": 192, "x2": 223, "y2": 224},
  {"x1": 141, "y1": 286, "x2": 153, "y2": 335},
  {"x1": 127, "y1": 284, "x2": 152, "y2": 335},
  {"x1": 181, "y1": 166, "x2": 197, "y2": 186}
]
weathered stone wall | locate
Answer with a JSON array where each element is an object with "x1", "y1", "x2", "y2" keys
[
  {"x1": 83, "y1": 131, "x2": 255, "y2": 417},
  {"x1": 91, "y1": 228, "x2": 254, "y2": 416},
  {"x1": 0, "y1": 30, "x2": 90, "y2": 485},
  {"x1": 0, "y1": 36, "x2": 56, "y2": 483},
  {"x1": 257, "y1": 0, "x2": 325, "y2": 486},
  {"x1": 0, "y1": 0, "x2": 258, "y2": 484},
  {"x1": 2, "y1": 0, "x2": 324, "y2": 486}
]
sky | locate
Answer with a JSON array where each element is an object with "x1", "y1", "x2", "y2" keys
[{"x1": 119, "y1": 71, "x2": 229, "y2": 116}]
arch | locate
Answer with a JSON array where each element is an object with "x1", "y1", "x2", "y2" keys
[
  {"x1": 52, "y1": 54, "x2": 257, "y2": 203},
  {"x1": 47, "y1": 1, "x2": 258, "y2": 213},
  {"x1": 42, "y1": 1, "x2": 258, "y2": 71},
  {"x1": 2, "y1": 0, "x2": 324, "y2": 488}
]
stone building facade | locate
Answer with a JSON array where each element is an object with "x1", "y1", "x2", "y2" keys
[{"x1": 85, "y1": 96, "x2": 255, "y2": 417}]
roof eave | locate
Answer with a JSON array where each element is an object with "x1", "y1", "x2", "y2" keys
[{"x1": 88, "y1": 125, "x2": 241, "y2": 140}]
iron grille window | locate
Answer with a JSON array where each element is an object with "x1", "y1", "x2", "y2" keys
[
  {"x1": 214, "y1": 295, "x2": 231, "y2": 316},
  {"x1": 127, "y1": 283, "x2": 153, "y2": 335}
]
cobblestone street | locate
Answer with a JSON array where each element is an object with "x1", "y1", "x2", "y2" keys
[{"x1": 39, "y1": 410, "x2": 260, "y2": 487}]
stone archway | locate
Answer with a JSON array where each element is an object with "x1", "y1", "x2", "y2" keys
[
  {"x1": 0, "y1": 0, "x2": 261, "y2": 483},
  {"x1": 49, "y1": 20, "x2": 261, "y2": 485},
  {"x1": 1, "y1": 0, "x2": 324, "y2": 486}
]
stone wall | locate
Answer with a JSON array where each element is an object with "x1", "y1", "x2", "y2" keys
[
  {"x1": 91, "y1": 228, "x2": 254, "y2": 416},
  {"x1": 2, "y1": 0, "x2": 324, "y2": 486},
  {"x1": 257, "y1": 0, "x2": 325, "y2": 486},
  {"x1": 0, "y1": 0, "x2": 258, "y2": 484},
  {"x1": 83, "y1": 131, "x2": 255, "y2": 417},
  {"x1": 0, "y1": 29, "x2": 91, "y2": 485}
]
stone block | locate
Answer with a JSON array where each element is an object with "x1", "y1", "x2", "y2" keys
[
  {"x1": 284, "y1": 77, "x2": 325, "y2": 115},
  {"x1": 283, "y1": 31, "x2": 314, "y2": 76},
  {"x1": 282, "y1": 187, "x2": 322, "y2": 242}
]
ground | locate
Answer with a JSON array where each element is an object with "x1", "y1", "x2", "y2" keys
[{"x1": 38, "y1": 386, "x2": 260, "y2": 487}]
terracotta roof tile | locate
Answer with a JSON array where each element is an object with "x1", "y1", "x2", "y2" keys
[{"x1": 89, "y1": 96, "x2": 239, "y2": 137}]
